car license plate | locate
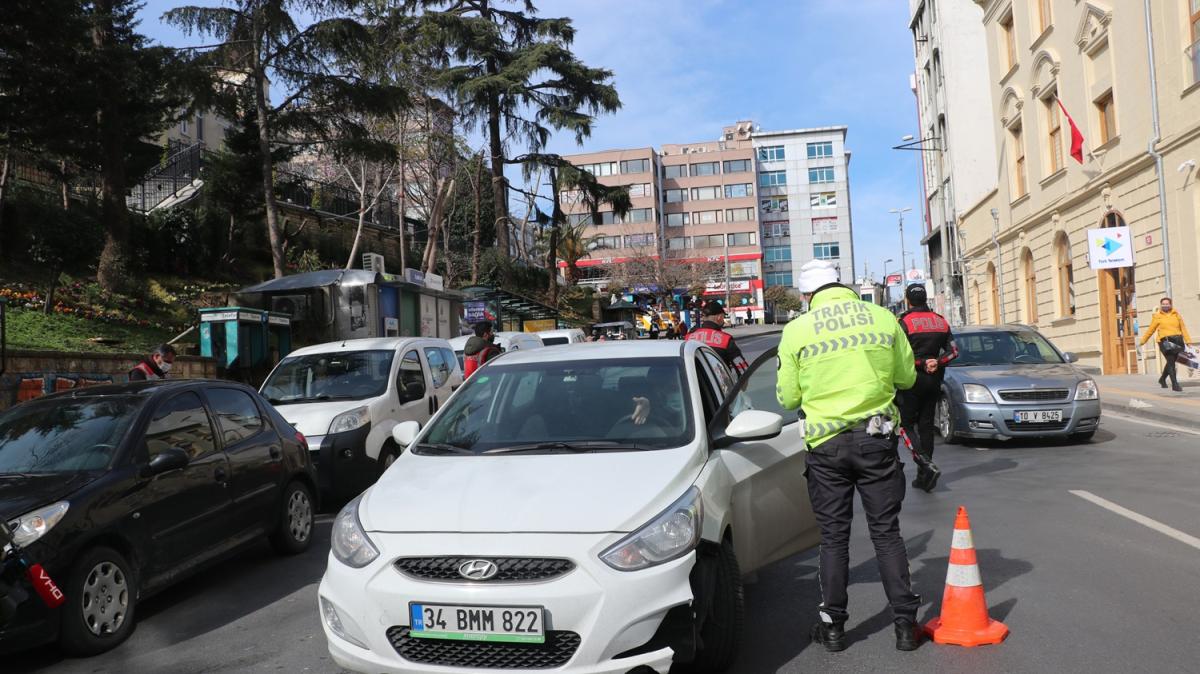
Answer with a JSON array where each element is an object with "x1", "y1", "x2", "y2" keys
[
  {"x1": 409, "y1": 603, "x2": 545, "y2": 644},
  {"x1": 1014, "y1": 410, "x2": 1063, "y2": 423}
]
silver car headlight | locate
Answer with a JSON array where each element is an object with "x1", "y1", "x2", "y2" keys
[
  {"x1": 962, "y1": 384, "x2": 995, "y2": 404},
  {"x1": 8, "y1": 501, "x2": 69, "y2": 548},
  {"x1": 328, "y1": 406, "x2": 370, "y2": 435},
  {"x1": 1075, "y1": 379, "x2": 1099, "y2": 401},
  {"x1": 331, "y1": 495, "x2": 379, "y2": 568},
  {"x1": 600, "y1": 487, "x2": 702, "y2": 571}
]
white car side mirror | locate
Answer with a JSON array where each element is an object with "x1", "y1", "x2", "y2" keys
[
  {"x1": 392, "y1": 420, "x2": 421, "y2": 447},
  {"x1": 725, "y1": 410, "x2": 784, "y2": 442}
]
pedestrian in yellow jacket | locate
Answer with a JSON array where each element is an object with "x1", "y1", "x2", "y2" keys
[{"x1": 1139, "y1": 297, "x2": 1192, "y2": 391}]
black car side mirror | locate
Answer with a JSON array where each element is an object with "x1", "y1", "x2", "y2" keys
[{"x1": 145, "y1": 447, "x2": 189, "y2": 476}]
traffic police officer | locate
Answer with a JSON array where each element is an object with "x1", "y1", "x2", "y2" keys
[
  {"x1": 686, "y1": 301, "x2": 749, "y2": 373},
  {"x1": 897, "y1": 284, "x2": 958, "y2": 492},
  {"x1": 776, "y1": 260, "x2": 923, "y2": 652}
]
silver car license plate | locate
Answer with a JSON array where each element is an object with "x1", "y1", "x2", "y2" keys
[{"x1": 1014, "y1": 410, "x2": 1063, "y2": 423}]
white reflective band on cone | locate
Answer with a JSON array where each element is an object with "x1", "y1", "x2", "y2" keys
[
  {"x1": 945, "y1": 563, "x2": 983, "y2": 588},
  {"x1": 952, "y1": 529, "x2": 974, "y2": 550}
]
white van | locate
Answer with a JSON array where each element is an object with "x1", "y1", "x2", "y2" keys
[
  {"x1": 260, "y1": 337, "x2": 461, "y2": 501},
  {"x1": 447, "y1": 331, "x2": 544, "y2": 369},
  {"x1": 537, "y1": 327, "x2": 587, "y2": 346}
]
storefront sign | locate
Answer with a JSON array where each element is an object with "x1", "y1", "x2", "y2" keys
[
  {"x1": 424, "y1": 272, "x2": 445, "y2": 291},
  {"x1": 404, "y1": 268, "x2": 425, "y2": 286},
  {"x1": 885, "y1": 273, "x2": 903, "y2": 287},
  {"x1": 463, "y1": 300, "x2": 499, "y2": 325},
  {"x1": 523, "y1": 319, "x2": 556, "y2": 332},
  {"x1": 1087, "y1": 226, "x2": 1134, "y2": 269}
]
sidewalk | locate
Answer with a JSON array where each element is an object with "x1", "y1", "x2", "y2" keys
[{"x1": 1097, "y1": 372, "x2": 1200, "y2": 431}]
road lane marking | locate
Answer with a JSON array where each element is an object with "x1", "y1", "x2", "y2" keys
[{"x1": 1070, "y1": 490, "x2": 1200, "y2": 551}]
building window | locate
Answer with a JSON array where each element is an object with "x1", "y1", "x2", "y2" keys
[
  {"x1": 690, "y1": 161, "x2": 720, "y2": 177},
  {"x1": 758, "y1": 145, "x2": 786, "y2": 162},
  {"x1": 196, "y1": 114, "x2": 205, "y2": 141},
  {"x1": 766, "y1": 272, "x2": 794, "y2": 287},
  {"x1": 1044, "y1": 95, "x2": 1064, "y2": 174},
  {"x1": 807, "y1": 141, "x2": 833, "y2": 159},
  {"x1": 667, "y1": 237, "x2": 691, "y2": 250},
  {"x1": 693, "y1": 234, "x2": 725, "y2": 249},
  {"x1": 1036, "y1": 0, "x2": 1052, "y2": 34},
  {"x1": 1022, "y1": 248, "x2": 1038, "y2": 324},
  {"x1": 560, "y1": 189, "x2": 585, "y2": 207},
  {"x1": 666, "y1": 212, "x2": 689, "y2": 227},
  {"x1": 1011, "y1": 121, "x2": 1028, "y2": 198},
  {"x1": 180, "y1": 118, "x2": 189, "y2": 135},
  {"x1": 808, "y1": 166, "x2": 836, "y2": 183},
  {"x1": 810, "y1": 192, "x2": 837, "y2": 209},
  {"x1": 765, "y1": 221, "x2": 791, "y2": 237},
  {"x1": 728, "y1": 232, "x2": 757, "y2": 247},
  {"x1": 813, "y1": 242, "x2": 840, "y2": 259},
  {"x1": 1000, "y1": 11, "x2": 1017, "y2": 72},
  {"x1": 665, "y1": 188, "x2": 689, "y2": 203},
  {"x1": 625, "y1": 234, "x2": 655, "y2": 249},
  {"x1": 576, "y1": 161, "x2": 616, "y2": 177},
  {"x1": 724, "y1": 183, "x2": 754, "y2": 198},
  {"x1": 1190, "y1": 0, "x2": 1200, "y2": 85},
  {"x1": 694, "y1": 209, "x2": 722, "y2": 224},
  {"x1": 627, "y1": 183, "x2": 652, "y2": 198},
  {"x1": 1055, "y1": 232, "x2": 1075, "y2": 317},
  {"x1": 759, "y1": 170, "x2": 787, "y2": 187},
  {"x1": 594, "y1": 235, "x2": 622, "y2": 250},
  {"x1": 619, "y1": 158, "x2": 650, "y2": 174},
  {"x1": 760, "y1": 196, "x2": 788, "y2": 214},
  {"x1": 723, "y1": 159, "x2": 752, "y2": 173},
  {"x1": 663, "y1": 164, "x2": 687, "y2": 179},
  {"x1": 1096, "y1": 90, "x2": 1116, "y2": 144},
  {"x1": 764, "y1": 245, "x2": 792, "y2": 262},
  {"x1": 726, "y1": 207, "x2": 754, "y2": 222},
  {"x1": 812, "y1": 217, "x2": 838, "y2": 233},
  {"x1": 691, "y1": 185, "x2": 722, "y2": 201},
  {"x1": 622, "y1": 208, "x2": 652, "y2": 224}
]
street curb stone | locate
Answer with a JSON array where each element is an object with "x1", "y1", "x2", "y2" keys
[{"x1": 1101, "y1": 399, "x2": 1200, "y2": 432}]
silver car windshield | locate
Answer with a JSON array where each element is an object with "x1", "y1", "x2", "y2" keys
[
  {"x1": 418, "y1": 357, "x2": 694, "y2": 454},
  {"x1": 262, "y1": 350, "x2": 394, "y2": 404},
  {"x1": 953, "y1": 331, "x2": 1064, "y2": 366}
]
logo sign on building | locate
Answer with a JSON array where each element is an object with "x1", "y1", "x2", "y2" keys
[
  {"x1": 885, "y1": 273, "x2": 903, "y2": 287},
  {"x1": 463, "y1": 300, "x2": 499, "y2": 324},
  {"x1": 1087, "y1": 227, "x2": 1134, "y2": 269},
  {"x1": 423, "y1": 272, "x2": 445, "y2": 291},
  {"x1": 905, "y1": 268, "x2": 926, "y2": 284},
  {"x1": 704, "y1": 280, "x2": 752, "y2": 294},
  {"x1": 729, "y1": 261, "x2": 760, "y2": 277}
]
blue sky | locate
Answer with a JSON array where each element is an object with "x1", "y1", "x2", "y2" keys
[{"x1": 137, "y1": 0, "x2": 927, "y2": 281}]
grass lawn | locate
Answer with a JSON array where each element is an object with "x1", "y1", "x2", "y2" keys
[{"x1": 4, "y1": 307, "x2": 178, "y2": 353}]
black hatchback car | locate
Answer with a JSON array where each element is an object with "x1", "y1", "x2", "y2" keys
[{"x1": 0, "y1": 380, "x2": 317, "y2": 656}]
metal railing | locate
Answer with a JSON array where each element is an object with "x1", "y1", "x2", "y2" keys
[
  {"x1": 126, "y1": 141, "x2": 204, "y2": 212},
  {"x1": 274, "y1": 169, "x2": 401, "y2": 232}
]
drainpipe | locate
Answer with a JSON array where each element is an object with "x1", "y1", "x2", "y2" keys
[
  {"x1": 1144, "y1": 0, "x2": 1172, "y2": 299},
  {"x1": 991, "y1": 208, "x2": 1006, "y2": 323}
]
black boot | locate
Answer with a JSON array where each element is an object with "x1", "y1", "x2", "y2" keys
[
  {"x1": 912, "y1": 461, "x2": 941, "y2": 493},
  {"x1": 1159, "y1": 375, "x2": 1168, "y2": 389},
  {"x1": 810, "y1": 620, "x2": 847, "y2": 652},
  {"x1": 895, "y1": 618, "x2": 923, "y2": 651},
  {"x1": 1173, "y1": 383, "x2": 1184, "y2": 392}
]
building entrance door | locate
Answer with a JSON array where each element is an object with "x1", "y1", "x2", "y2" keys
[{"x1": 1097, "y1": 212, "x2": 1137, "y2": 374}]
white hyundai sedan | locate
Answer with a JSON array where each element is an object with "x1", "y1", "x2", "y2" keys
[{"x1": 318, "y1": 341, "x2": 818, "y2": 674}]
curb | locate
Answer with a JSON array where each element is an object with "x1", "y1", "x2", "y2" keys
[{"x1": 1101, "y1": 399, "x2": 1200, "y2": 432}]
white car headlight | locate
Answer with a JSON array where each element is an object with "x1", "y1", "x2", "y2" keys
[
  {"x1": 8, "y1": 501, "x2": 69, "y2": 548},
  {"x1": 1076, "y1": 379, "x2": 1099, "y2": 401},
  {"x1": 328, "y1": 406, "x2": 370, "y2": 435},
  {"x1": 962, "y1": 384, "x2": 995, "y2": 404},
  {"x1": 331, "y1": 495, "x2": 379, "y2": 568},
  {"x1": 600, "y1": 487, "x2": 702, "y2": 571}
]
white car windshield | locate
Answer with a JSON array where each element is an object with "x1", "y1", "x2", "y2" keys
[
  {"x1": 417, "y1": 357, "x2": 694, "y2": 454},
  {"x1": 952, "y1": 331, "x2": 1064, "y2": 366},
  {"x1": 262, "y1": 350, "x2": 394, "y2": 404}
]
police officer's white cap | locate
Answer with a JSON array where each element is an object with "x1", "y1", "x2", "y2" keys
[{"x1": 798, "y1": 260, "x2": 839, "y2": 292}]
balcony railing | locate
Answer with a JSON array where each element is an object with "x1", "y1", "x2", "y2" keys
[{"x1": 1188, "y1": 37, "x2": 1200, "y2": 88}]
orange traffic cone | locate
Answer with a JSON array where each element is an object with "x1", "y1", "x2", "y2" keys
[{"x1": 923, "y1": 506, "x2": 1010, "y2": 646}]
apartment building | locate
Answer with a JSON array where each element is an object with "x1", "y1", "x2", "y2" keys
[
  {"x1": 960, "y1": 0, "x2": 1200, "y2": 374},
  {"x1": 561, "y1": 122, "x2": 858, "y2": 319},
  {"x1": 908, "y1": 0, "x2": 1000, "y2": 324},
  {"x1": 751, "y1": 126, "x2": 856, "y2": 289}
]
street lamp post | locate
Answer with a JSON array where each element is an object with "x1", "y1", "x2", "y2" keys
[
  {"x1": 882, "y1": 258, "x2": 894, "y2": 307},
  {"x1": 890, "y1": 207, "x2": 913, "y2": 275}
]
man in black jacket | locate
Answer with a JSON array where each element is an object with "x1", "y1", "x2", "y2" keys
[{"x1": 897, "y1": 285, "x2": 957, "y2": 492}]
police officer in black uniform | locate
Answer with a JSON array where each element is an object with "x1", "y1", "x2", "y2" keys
[
  {"x1": 897, "y1": 284, "x2": 958, "y2": 492},
  {"x1": 685, "y1": 301, "x2": 749, "y2": 373}
]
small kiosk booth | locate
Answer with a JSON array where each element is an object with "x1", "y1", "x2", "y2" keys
[{"x1": 198, "y1": 307, "x2": 293, "y2": 382}]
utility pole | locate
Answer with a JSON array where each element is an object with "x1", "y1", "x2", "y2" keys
[
  {"x1": 723, "y1": 235, "x2": 732, "y2": 319},
  {"x1": 890, "y1": 207, "x2": 913, "y2": 274}
]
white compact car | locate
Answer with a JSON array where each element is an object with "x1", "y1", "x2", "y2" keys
[
  {"x1": 537, "y1": 328, "x2": 587, "y2": 346},
  {"x1": 318, "y1": 341, "x2": 817, "y2": 673},
  {"x1": 448, "y1": 331, "x2": 544, "y2": 369},
  {"x1": 260, "y1": 337, "x2": 462, "y2": 501}
]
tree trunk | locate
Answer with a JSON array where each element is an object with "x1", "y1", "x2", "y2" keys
[
  {"x1": 423, "y1": 179, "x2": 454, "y2": 275},
  {"x1": 396, "y1": 110, "x2": 408, "y2": 271},
  {"x1": 252, "y1": 14, "x2": 286, "y2": 279},
  {"x1": 224, "y1": 213, "x2": 237, "y2": 264},
  {"x1": 0, "y1": 144, "x2": 10, "y2": 258},
  {"x1": 43, "y1": 270, "x2": 58, "y2": 315},
  {"x1": 59, "y1": 159, "x2": 70, "y2": 211},
  {"x1": 486, "y1": 94, "x2": 508, "y2": 254},
  {"x1": 346, "y1": 168, "x2": 369, "y2": 270},
  {"x1": 547, "y1": 168, "x2": 562, "y2": 305},
  {"x1": 93, "y1": 1, "x2": 131, "y2": 293},
  {"x1": 471, "y1": 153, "x2": 483, "y2": 284}
]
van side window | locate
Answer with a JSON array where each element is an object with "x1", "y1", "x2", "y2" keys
[
  {"x1": 398, "y1": 351, "x2": 427, "y2": 403},
  {"x1": 424, "y1": 347, "x2": 451, "y2": 389}
]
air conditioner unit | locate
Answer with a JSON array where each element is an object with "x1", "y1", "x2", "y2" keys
[{"x1": 362, "y1": 253, "x2": 386, "y2": 274}]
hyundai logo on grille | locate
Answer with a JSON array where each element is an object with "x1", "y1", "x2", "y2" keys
[{"x1": 458, "y1": 559, "x2": 499, "y2": 581}]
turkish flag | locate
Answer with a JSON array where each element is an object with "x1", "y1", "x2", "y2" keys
[{"x1": 1057, "y1": 98, "x2": 1085, "y2": 164}]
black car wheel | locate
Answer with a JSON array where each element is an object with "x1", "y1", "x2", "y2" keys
[
  {"x1": 685, "y1": 538, "x2": 745, "y2": 673},
  {"x1": 936, "y1": 396, "x2": 960, "y2": 445},
  {"x1": 59, "y1": 546, "x2": 136, "y2": 656},
  {"x1": 270, "y1": 480, "x2": 314, "y2": 555}
]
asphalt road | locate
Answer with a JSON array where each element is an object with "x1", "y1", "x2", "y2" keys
[{"x1": 12, "y1": 332, "x2": 1200, "y2": 673}]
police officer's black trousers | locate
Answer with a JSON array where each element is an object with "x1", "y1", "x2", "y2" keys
[
  {"x1": 899, "y1": 372, "x2": 942, "y2": 460},
  {"x1": 804, "y1": 429, "x2": 921, "y2": 625}
]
